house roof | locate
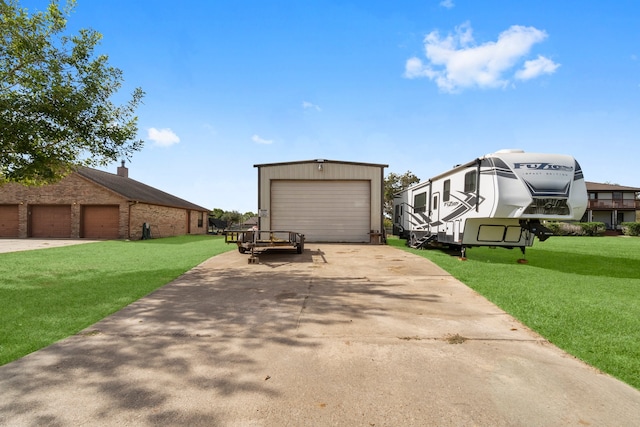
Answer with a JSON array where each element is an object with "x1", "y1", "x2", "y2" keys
[
  {"x1": 77, "y1": 167, "x2": 209, "y2": 212},
  {"x1": 585, "y1": 181, "x2": 640, "y2": 193}
]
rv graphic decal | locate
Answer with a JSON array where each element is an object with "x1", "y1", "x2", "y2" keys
[
  {"x1": 440, "y1": 191, "x2": 484, "y2": 223},
  {"x1": 406, "y1": 191, "x2": 485, "y2": 231},
  {"x1": 407, "y1": 211, "x2": 430, "y2": 230},
  {"x1": 573, "y1": 160, "x2": 584, "y2": 181},
  {"x1": 480, "y1": 157, "x2": 517, "y2": 179},
  {"x1": 513, "y1": 162, "x2": 574, "y2": 172}
]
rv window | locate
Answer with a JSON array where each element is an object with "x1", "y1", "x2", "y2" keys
[
  {"x1": 414, "y1": 192, "x2": 427, "y2": 213},
  {"x1": 464, "y1": 171, "x2": 476, "y2": 193},
  {"x1": 433, "y1": 195, "x2": 438, "y2": 209},
  {"x1": 443, "y1": 180, "x2": 450, "y2": 202},
  {"x1": 394, "y1": 204, "x2": 401, "y2": 222}
]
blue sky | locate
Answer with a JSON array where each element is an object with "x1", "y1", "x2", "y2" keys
[{"x1": 22, "y1": 0, "x2": 640, "y2": 213}]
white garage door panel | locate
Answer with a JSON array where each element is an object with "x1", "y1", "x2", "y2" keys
[{"x1": 271, "y1": 181, "x2": 370, "y2": 242}]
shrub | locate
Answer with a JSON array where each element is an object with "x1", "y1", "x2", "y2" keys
[
  {"x1": 621, "y1": 222, "x2": 640, "y2": 236},
  {"x1": 544, "y1": 222, "x2": 605, "y2": 236},
  {"x1": 576, "y1": 222, "x2": 606, "y2": 236},
  {"x1": 545, "y1": 222, "x2": 561, "y2": 235}
]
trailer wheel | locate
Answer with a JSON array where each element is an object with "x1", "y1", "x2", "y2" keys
[{"x1": 238, "y1": 246, "x2": 247, "y2": 254}]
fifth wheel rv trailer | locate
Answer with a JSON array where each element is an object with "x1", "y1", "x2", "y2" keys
[{"x1": 393, "y1": 149, "x2": 588, "y2": 257}]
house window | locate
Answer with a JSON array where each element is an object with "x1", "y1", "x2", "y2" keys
[
  {"x1": 198, "y1": 212, "x2": 204, "y2": 228},
  {"x1": 414, "y1": 192, "x2": 427, "y2": 213},
  {"x1": 589, "y1": 193, "x2": 597, "y2": 200},
  {"x1": 612, "y1": 192, "x2": 623, "y2": 200},
  {"x1": 464, "y1": 171, "x2": 476, "y2": 193},
  {"x1": 443, "y1": 180, "x2": 450, "y2": 202}
]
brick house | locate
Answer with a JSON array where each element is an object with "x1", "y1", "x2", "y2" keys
[
  {"x1": 0, "y1": 162, "x2": 209, "y2": 240},
  {"x1": 583, "y1": 181, "x2": 640, "y2": 230}
]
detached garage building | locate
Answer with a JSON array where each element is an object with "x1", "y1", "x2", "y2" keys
[
  {"x1": 255, "y1": 159, "x2": 387, "y2": 243},
  {"x1": 0, "y1": 162, "x2": 209, "y2": 240}
]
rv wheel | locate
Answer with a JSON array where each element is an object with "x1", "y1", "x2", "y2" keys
[{"x1": 238, "y1": 246, "x2": 247, "y2": 254}]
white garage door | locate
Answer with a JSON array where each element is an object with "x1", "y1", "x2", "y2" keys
[{"x1": 271, "y1": 180, "x2": 370, "y2": 242}]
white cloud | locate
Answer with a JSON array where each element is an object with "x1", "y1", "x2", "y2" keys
[
  {"x1": 252, "y1": 134, "x2": 273, "y2": 145},
  {"x1": 440, "y1": 0, "x2": 454, "y2": 9},
  {"x1": 302, "y1": 101, "x2": 322, "y2": 111},
  {"x1": 147, "y1": 128, "x2": 180, "y2": 147},
  {"x1": 404, "y1": 22, "x2": 557, "y2": 92},
  {"x1": 515, "y1": 55, "x2": 560, "y2": 80}
]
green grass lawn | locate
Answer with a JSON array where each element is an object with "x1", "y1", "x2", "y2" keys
[
  {"x1": 3, "y1": 234, "x2": 639, "y2": 391},
  {"x1": 0, "y1": 235, "x2": 235, "y2": 365},
  {"x1": 388, "y1": 236, "x2": 640, "y2": 390}
]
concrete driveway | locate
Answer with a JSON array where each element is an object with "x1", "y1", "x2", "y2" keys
[
  {"x1": 0, "y1": 238, "x2": 100, "y2": 254},
  {"x1": 1, "y1": 244, "x2": 639, "y2": 426}
]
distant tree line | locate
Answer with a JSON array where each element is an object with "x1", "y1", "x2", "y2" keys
[{"x1": 209, "y1": 209, "x2": 256, "y2": 229}]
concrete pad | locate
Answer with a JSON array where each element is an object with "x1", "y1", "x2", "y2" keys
[
  {"x1": 1, "y1": 244, "x2": 639, "y2": 426},
  {"x1": 0, "y1": 239, "x2": 100, "y2": 254}
]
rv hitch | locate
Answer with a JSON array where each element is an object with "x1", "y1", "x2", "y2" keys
[{"x1": 520, "y1": 220, "x2": 554, "y2": 242}]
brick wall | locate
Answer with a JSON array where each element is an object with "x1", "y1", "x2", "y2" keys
[
  {"x1": 0, "y1": 173, "x2": 207, "y2": 239},
  {"x1": 129, "y1": 204, "x2": 207, "y2": 239},
  {"x1": 0, "y1": 174, "x2": 128, "y2": 238}
]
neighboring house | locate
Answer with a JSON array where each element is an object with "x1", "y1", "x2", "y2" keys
[
  {"x1": 583, "y1": 181, "x2": 640, "y2": 229},
  {"x1": 242, "y1": 216, "x2": 258, "y2": 228},
  {"x1": 0, "y1": 162, "x2": 209, "y2": 240}
]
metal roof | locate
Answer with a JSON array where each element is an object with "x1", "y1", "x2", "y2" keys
[{"x1": 253, "y1": 159, "x2": 388, "y2": 168}]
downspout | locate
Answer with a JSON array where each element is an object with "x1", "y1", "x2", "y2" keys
[
  {"x1": 128, "y1": 200, "x2": 140, "y2": 239},
  {"x1": 127, "y1": 201, "x2": 133, "y2": 239}
]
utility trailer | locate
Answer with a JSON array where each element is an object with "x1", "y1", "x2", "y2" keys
[
  {"x1": 392, "y1": 149, "x2": 588, "y2": 258},
  {"x1": 225, "y1": 229, "x2": 305, "y2": 262}
]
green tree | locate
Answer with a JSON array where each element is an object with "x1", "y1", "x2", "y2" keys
[
  {"x1": 0, "y1": 0, "x2": 144, "y2": 185},
  {"x1": 384, "y1": 171, "x2": 420, "y2": 218},
  {"x1": 242, "y1": 211, "x2": 256, "y2": 221},
  {"x1": 209, "y1": 208, "x2": 225, "y2": 219},
  {"x1": 221, "y1": 210, "x2": 243, "y2": 228}
]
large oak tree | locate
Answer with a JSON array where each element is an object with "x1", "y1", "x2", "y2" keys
[{"x1": 0, "y1": 0, "x2": 144, "y2": 185}]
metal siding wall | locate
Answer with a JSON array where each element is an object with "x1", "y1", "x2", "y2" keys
[
  {"x1": 258, "y1": 161, "x2": 385, "y2": 239},
  {"x1": 271, "y1": 180, "x2": 371, "y2": 242}
]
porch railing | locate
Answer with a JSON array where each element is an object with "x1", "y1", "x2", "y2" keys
[{"x1": 588, "y1": 200, "x2": 640, "y2": 209}]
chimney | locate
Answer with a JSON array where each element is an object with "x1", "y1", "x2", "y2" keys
[{"x1": 117, "y1": 160, "x2": 128, "y2": 178}]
